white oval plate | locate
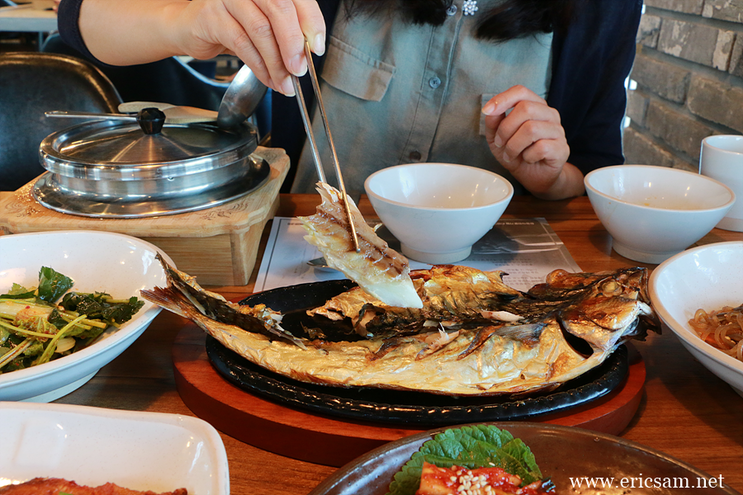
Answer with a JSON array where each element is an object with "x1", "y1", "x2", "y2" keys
[{"x1": 0, "y1": 230, "x2": 172, "y2": 401}]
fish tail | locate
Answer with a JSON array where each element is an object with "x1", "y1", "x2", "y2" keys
[{"x1": 140, "y1": 286, "x2": 201, "y2": 320}]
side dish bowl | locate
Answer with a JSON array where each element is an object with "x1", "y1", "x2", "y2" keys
[
  {"x1": 308, "y1": 422, "x2": 735, "y2": 495},
  {"x1": 0, "y1": 402, "x2": 229, "y2": 495},
  {"x1": 584, "y1": 165, "x2": 735, "y2": 263},
  {"x1": 649, "y1": 241, "x2": 743, "y2": 397},
  {"x1": 0, "y1": 230, "x2": 171, "y2": 402},
  {"x1": 364, "y1": 163, "x2": 513, "y2": 264}
]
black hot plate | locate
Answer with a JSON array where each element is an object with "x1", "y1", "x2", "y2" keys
[{"x1": 206, "y1": 280, "x2": 628, "y2": 426}]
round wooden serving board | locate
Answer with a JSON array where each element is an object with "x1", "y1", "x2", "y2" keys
[{"x1": 172, "y1": 323, "x2": 646, "y2": 467}]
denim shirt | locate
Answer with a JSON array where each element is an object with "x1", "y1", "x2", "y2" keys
[{"x1": 290, "y1": 0, "x2": 552, "y2": 197}]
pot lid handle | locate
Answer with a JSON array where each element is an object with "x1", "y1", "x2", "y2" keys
[{"x1": 138, "y1": 107, "x2": 166, "y2": 135}]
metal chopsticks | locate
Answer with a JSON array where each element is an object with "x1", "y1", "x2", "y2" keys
[{"x1": 291, "y1": 40, "x2": 361, "y2": 252}]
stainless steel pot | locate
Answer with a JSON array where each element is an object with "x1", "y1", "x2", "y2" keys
[{"x1": 33, "y1": 109, "x2": 269, "y2": 218}]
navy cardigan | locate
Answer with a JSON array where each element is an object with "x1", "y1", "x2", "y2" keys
[{"x1": 59, "y1": 0, "x2": 642, "y2": 191}]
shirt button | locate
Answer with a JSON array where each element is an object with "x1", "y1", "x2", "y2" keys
[
  {"x1": 429, "y1": 76, "x2": 441, "y2": 89},
  {"x1": 409, "y1": 150, "x2": 422, "y2": 161},
  {"x1": 446, "y1": 4, "x2": 457, "y2": 15}
]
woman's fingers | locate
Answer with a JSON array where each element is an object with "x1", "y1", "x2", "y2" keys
[
  {"x1": 482, "y1": 86, "x2": 566, "y2": 166},
  {"x1": 183, "y1": 0, "x2": 325, "y2": 96},
  {"x1": 499, "y1": 116, "x2": 568, "y2": 165},
  {"x1": 481, "y1": 85, "x2": 575, "y2": 198},
  {"x1": 224, "y1": 0, "x2": 301, "y2": 94},
  {"x1": 486, "y1": 100, "x2": 560, "y2": 152},
  {"x1": 294, "y1": 0, "x2": 326, "y2": 55},
  {"x1": 254, "y1": 0, "x2": 307, "y2": 75},
  {"x1": 482, "y1": 85, "x2": 546, "y2": 116},
  {"x1": 520, "y1": 134, "x2": 569, "y2": 166},
  {"x1": 242, "y1": 0, "x2": 325, "y2": 91}
]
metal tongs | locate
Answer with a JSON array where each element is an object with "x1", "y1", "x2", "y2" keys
[{"x1": 292, "y1": 40, "x2": 360, "y2": 252}]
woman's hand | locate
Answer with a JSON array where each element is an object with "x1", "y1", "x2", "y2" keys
[
  {"x1": 174, "y1": 0, "x2": 325, "y2": 95},
  {"x1": 77, "y1": 0, "x2": 325, "y2": 96},
  {"x1": 482, "y1": 85, "x2": 583, "y2": 200}
]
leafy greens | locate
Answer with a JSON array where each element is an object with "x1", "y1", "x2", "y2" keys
[
  {"x1": 386, "y1": 425, "x2": 543, "y2": 495},
  {"x1": 0, "y1": 266, "x2": 144, "y2": 373}
]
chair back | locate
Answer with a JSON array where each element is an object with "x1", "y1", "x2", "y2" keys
[
  {"x1": 0, "y1": 52, "x2": 122, "y2": 191},
  {"x1": 42, "y1": 34, "x2": 230, "y2": 111}
]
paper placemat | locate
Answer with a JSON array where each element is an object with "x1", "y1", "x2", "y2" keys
[{"x1": 255, "y1": 217, "x2": 581, "y2": 292}]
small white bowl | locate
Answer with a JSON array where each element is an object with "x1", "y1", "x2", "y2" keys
[
  {"x1": 700, "y1": 135, "x2": 743, "y2": 232},
  {"x1": 0, "y1": 402, "x2": 229, "y2": 495},
  {"x1": 584, "y1": 165, "x2": 735, "y2": 263},
  {"x1": 649, "y1": 241, "x2": 743, "y2": 397},
  {"x1": 364, "y1": 163, "x2": 513, "y2": 264},
  {"x1": 0, "y1": 231, "x2": 171, "y2": 402}
]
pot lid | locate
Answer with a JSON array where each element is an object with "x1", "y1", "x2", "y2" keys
[
  {"x1": 64, "y1": 124, "x2": 247, "y2": 162},
  {"x1": 33, "y1": 109, "x2": 269, "y2": 218},
  {"x1": 40, "y1": 109, "x2": 259, "y2": 181}
]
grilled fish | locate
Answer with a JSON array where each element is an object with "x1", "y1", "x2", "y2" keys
[
  {"x1": 141, "y1": 256, "x2": 659, "y2": 397},
  {"x1": 298, "y1": 183, "x2": 422, "y2": 309}
]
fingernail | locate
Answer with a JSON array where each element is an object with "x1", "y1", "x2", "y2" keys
[
  {"x1": 493, "y1": 135, "x2": 503, "y2": 148},
  {"x1": 313, "y1": 33, "x2": 325, "y2": 56},
  {"x1": 482, "y1": 102, "x2": 495, "y2": 114},
  {"x1": 289, "y1": 53, "x2": 307, "y2": 77},
  {"x1": 501, "y1": 152, "x2": 511, "y2": 163},
  {"x1": 281, "y1": 77, "x2": 295, "y2": 97}
]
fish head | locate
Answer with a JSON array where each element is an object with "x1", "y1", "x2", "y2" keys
[{"x1": 557, "y1": 267, "x2": 659, "y2": 352}]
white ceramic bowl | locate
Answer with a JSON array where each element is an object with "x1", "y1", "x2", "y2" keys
[
  {"x1": 584, "y1": 165, "x2": 735, "y2": 263},
  {"x1": 364, "y1": 163, "x2": 514, "y2": 264},
  {"x1": 0, "y1": 231, "x2": 171, "y2": 402},
  {"x1": 649, "y1": 241, "x2": 743, "y2": 397},
  {"x1": 700, "y1": 135, "x2": 743, "y2": 232},
  {"x1": 0, "y1": 402, "x2": 229, "y2": 495}
]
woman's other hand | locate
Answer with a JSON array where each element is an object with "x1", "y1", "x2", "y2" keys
[{"x1": 482, "y1": 85, "x2": 583, "y2": 200}]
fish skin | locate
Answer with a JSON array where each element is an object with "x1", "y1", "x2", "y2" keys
[
  {"x1": 140, "y1": 256, "x2": 660, "y2": 397},
  {"x1": 299, "y1": 183, "x2": 422, "y2": 309}
]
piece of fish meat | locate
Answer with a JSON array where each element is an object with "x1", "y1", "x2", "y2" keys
[
  {"x1": 140, "y1": 257, "x2": 660, "y2": 397},
  {"x1": 298, "y1": 182, "x2": 422, "y2": 309},
  {"x1": 308, "y1": 265, "x2": 523, "y2": 337}
]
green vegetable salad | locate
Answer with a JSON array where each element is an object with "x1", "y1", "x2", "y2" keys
[
  {"x1": 387, "y1": 424, "x2": 544, "y2": 495},
  {"x1": 0, "y1": 267, "x2": 144, "y2": 374}
]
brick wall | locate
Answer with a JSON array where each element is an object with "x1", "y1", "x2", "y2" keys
[{"x1": 623, "y1": 0, "x2": 743, "y2": 171}]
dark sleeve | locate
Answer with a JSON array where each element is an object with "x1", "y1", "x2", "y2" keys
[
  {"x1": 57, "y1": 0, "x2": 102, "y2": 63},
  {"x1": 546, "y1": 0, "x2": 642, "y2": 176}
]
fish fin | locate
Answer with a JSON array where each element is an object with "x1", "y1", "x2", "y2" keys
[{"x1": 140, "y1": 286, "x2": 201, "y2": 320}]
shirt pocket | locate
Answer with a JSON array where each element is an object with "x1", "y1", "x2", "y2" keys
[
  {"x1": 479, "y1": 94, "x2": 496, "y2": 136},
  {"x1": 321, "y1": 36, "x2": 396, "y2": 102}
]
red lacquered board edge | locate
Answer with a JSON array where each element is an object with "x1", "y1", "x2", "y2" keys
[{"x1": 172, "y1": 323, "x2": 646, "y2": 467}]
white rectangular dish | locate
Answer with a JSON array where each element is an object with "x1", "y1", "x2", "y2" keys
[{"x1": 0, "y1": 402, "x2": 229, "y2": 495}]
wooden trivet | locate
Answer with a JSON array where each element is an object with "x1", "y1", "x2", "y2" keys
[
  {"x1": 0, "y1": 147, "x2": 289, "y2": 286},
  {"x1": 172, "y1": 323, "x2": 646, "y2": 467}
]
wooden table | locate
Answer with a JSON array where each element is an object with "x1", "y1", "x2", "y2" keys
[{"x1": 25, "y1": 194, "x2": 743, "y2": 494}]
